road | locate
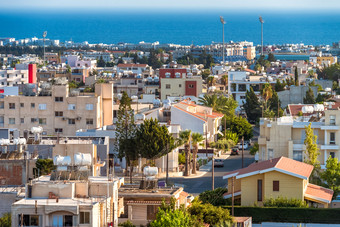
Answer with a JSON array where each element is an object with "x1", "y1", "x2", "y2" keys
[{"x1": 168, "y1": 151, "x2": 255, "y2": 195}]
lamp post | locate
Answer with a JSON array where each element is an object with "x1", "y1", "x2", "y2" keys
[
  {"x1": 220, "y1": 16, "x2": 226, "y2": 64},
  {"x1": 43, "y1": 31, "x2": 47, "y2": 67},
  {"x1": 259, "y1": 16, "x2": 264, "y2": 56}
]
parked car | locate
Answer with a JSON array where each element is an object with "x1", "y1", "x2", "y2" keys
[
  {"x1": 238, "y1": 143, "x2": 249, "y2": 150},
  {"x1": 214, "y1": 159, "x2": 224, "y2": 167},
  {"x1": 231, "y1": 148, "x2": 239, "y2": 155}
]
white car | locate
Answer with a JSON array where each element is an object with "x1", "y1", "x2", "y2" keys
[{"x1": 238, "y1": 143, "x2": 248, "y2": 150}]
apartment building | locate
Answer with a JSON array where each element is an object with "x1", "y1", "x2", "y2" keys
[
  {"x1": 258, "y1": 106, "x2": 340, "y2": 169},
  {"x1": 310, "y1": 53, "x2": 338, "y2": 67},
  {"x1": 116, "y1": 64, "x2": 150, "y2": 76},
  {"x1": 0, "y1": 83, "x2": 113, "y2": 136},
  {"x1": 11, "y1": 175, "x2": 123, "y2": 227},
  {"x1": 159, "y1": 68, "x2": 202, "y2": 99},
  {"x1": 0, "y1": 64, "x2": 36, "y2": 87}
]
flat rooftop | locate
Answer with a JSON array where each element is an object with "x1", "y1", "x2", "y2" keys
[
  {"x1": 13, "y1": 198, "x2": 99, "y2": 206},
  {"x1": 118, "y1": 184, "x2": 182, "y2": 197}
]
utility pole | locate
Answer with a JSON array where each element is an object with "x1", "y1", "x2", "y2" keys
[
  {"x1": 43, "y1": 31, "x2": 47, "y2": 67},
  {"x1": 212, "y1": 149, "x2": 214, "y2": 190},
  {"x1": 232, "y1": 176, "x2": 235, "y2": 216},
  {"x1": 220, "y1": 16, "x2": 226, "y2": 64},
  {"x1": 242, "y1": 136, "x2": 244, "y2": 168},
  {"x1": 166, "y1": 144, "x2": 169, "y2": 186},
  {"x1": 259, "y1": 16, "x2": 264, "y2": 56}
]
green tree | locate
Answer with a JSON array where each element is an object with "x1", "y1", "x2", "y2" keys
[
  {"x1": 267, "y1": 53, "x2": 276, "y2": 62},
  {"x1": 274, "y1": 80, "x2": 285, "y2": 92},
  {"x1": 224, "y1": 130, "x2": 239, "y2": 144},
  {"x1": 303, "y1": 87, "x2": 316, "y2": 104},
  {"x1": 199, "y1": 94, "x2": 237, "y2": 116},
  {"x1": 97, "y1": 56, "x2": 106, "y2": 67},
  {"x1": 35, "y1": 159, "x2": 54, "y2": 175},
  {"x1": 115, "y1": 92, "x2": 138, "y2": 183},
  {"x1": 243, "y1": 87, "x2": 261, "y2": 123},
  {"x1": 199, "y1": 188, "x2": 230, "y2": 206},
  {"x1": 261, "y1": 83, "x2": 273, "y2": 111},
  {"x1": 206, "y1": 76, "x2": 216, "y2": 90},
  {"x1": 320, "y1": 156, "x2": 340, "y2": 199},
  {"x1": 295, "y1": 67, "x2": 299, "y2": 86},
  {"x1": 201, "y1": 69, "x2": 211, "y2": 80},
  {"x1": 250, "y1": 142, "x2": 259, "y2": 155},
  {"x1": 66, "y1": 64, "x2": 72, "y2": 73},
  {"x1": 225, "y1": 116, "x2": 253, "y2": 140},
  {"x1": 221, "y1": 74, "x2": 228, "y2": 94},
  {"x1": 0, "y1": 213, "x2": 11, "y2": 227},
  {"x1": 304, "y1": 123, "x2": 320, "y2": 183},
  {"x1": 118, "y1": 220, "x2": 135, "y2": 227},
  {"x1": 268, "y1": 91, "x2": 282, "y2": 117},
  {"x1": 210, "y1": 138, "x2": 235, "y2": 152},
  {"x1": 136, "y1": 118, "x2": 175, "y2": 162},
  {"x1": 191, "y1": 132, "x2": 204, "y2": 174},
  {"x1": 150, "y1": 208, "x2": 199, "y2": 227},
  {"x1": 188, "y1": 200, "x2": 233, "y2": 226},
  {"x1": 177, "y1": 130, "x2": 192, "y2": 176}
]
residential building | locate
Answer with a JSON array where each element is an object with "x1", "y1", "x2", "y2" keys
[
  {"x1": 11, "y1": 174, "x2": 123, "y2": 227},
  {"x1": 118, "y1": 185, "x2": 191, "y2": 226},
  {"x1": 159, "y1": 68, "x2": 202, "y2": 99},
  {"x1": 0, "y1": 64, "x2": 36, "y2": 87},
  {"x1": 223, "y1": 157, "x2": 333, "y2": 207},
  {"x1": 0, "y1": 83, "x2": 113, "y2": 136},
  {"x1": 258, "y1": 106, "x2": 340, "y2": 169},
  {"x1": 310, "y1": 52, "x2": 338, "y2": 67},
  {"x1": 117, "y1": 64, "x2": 150, "y2": 76},
  {"x1": 82, "y1": 51, "x2": 113, "y2": 62},
  {"x1": 171, "y1": 100, "x2": 223, "y2": 142}
]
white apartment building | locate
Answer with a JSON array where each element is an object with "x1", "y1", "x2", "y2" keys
[{"x1": 0, "y1": 68, "x2": 29, "y2": 87}]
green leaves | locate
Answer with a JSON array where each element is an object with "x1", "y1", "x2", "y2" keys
[
  {"x1": 304, "y1": 123, "x2": 320, "y2": 183},
  {"x1": 35, "y1": 159, "x2": 54, "y2": 175},
  {"x1": 303, "y1": 87, "x2": 316, "y2": 104},
  {"x1": 320, "y1": 156, "x2": 340, "y2": 199},
  {"x1": 198, "y1": 94, "x2": 238, "y2": 116}
]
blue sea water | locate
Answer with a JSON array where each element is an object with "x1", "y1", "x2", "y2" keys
[{"x1": 0, "y1": 10, "x2": 339, "y2": 46}]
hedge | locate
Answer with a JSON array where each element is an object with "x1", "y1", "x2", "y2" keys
[{"x1": 222, "y1": 206, "x2": 340, "y2": 224}]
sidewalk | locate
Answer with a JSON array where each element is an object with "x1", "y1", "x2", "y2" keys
[{"x1": 175, "y1": 153, "x2": 230, "y2": 179}]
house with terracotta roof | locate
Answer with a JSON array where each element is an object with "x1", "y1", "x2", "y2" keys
[
  {"x1": 223, "y1": 157, "x2": 333, "y2": 208},
  {"x1": 171, "y1": 100, "x2": 224, "y2": 142},
  {"x1": 259, "y1": 106, "x2": 340, "y2": 169}
]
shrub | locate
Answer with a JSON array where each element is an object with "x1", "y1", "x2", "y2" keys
[
  {"x1": 262, "y1": 196, "x2": 308, "y2": 208},
  {"x1": 178, "y1": 152, "x2": 186, "y2": 165},
  {"x1": 118, "y1": 220, "x2": 135, "y2": 227},
  {"x1": 199, "y1": 188, "x2": 230, "y2": 206}
]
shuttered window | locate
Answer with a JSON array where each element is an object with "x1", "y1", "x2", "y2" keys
[{"x1": 273, "y1": 181, "x2": 279, "y2": 191}]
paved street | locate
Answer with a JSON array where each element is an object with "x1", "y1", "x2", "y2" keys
[{"x1": 168, "y1": 151, "x2": 255, "y2": 195}]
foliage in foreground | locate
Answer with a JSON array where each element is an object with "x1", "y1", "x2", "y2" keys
[
  {"x1": 262, "y1": 196, "x2": 309, "y2": 208},
  {"x1": 199, "y1": 187, "x2": 231, "y2": 206},
  {"x1": 35, "y1": 159, "x2": 54, "y2": 175},
  {"x1": 0, "y1": 213, "x2": 11, "y2": 227},
  {"x1": 320, "y1": 156, "x2": 340, "y2": 199},
  {"x1": 118, "y1": 220, "x2": 135, "y2": 227}
]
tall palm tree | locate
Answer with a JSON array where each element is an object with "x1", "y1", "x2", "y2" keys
[
  {"x1": 262, "y1": 83, "x2": 273, "y2": 110},
  {"x1": 206, "y1": 76, "x2": 216, "y2": 91},
  {"x1": 177, "y1": 130, "x2": 192, "y2": 176},
  {"x1": 191, "y1": 132, "x2": 204, "y2": 174},
  {"x1": 198, "y1": 94, "x2": 219, "y2": 111},
  {"x1": 221, "y1": 74, "x2": 228, "y2": 94}
]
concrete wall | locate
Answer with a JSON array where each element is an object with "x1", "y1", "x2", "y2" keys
[
  {"x1": 278, "y1": 86, "x2": 318, "y2": 108},
  {"x1": 0, "y1": 193, "x2": 17, "y2": 217}
]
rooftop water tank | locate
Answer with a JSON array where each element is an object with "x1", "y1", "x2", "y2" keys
[
  {"x1": 53, "y1": 155, "x2": 72, "y2": 166},
  {"x1": 74, "y1": 153, "x2": 92, "y2": 166},
  {"x1": 143, "y1": 166, "x2": 158, "y2": 177},
  {"x1": 0, "y1": 139, "x2": 10, "y2": 145},
  {"x1": 31, "y1": 126, "x2": 43, "y2": 134}
]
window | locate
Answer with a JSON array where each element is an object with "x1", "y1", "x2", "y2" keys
[
  {"x1": 268, "y1": 149, "x2": 274, "y2": 159},
  {"x1": 257, "y1": 179, "x2": 263, "y2": 201},
  {"x1": 188, "y1": 84, "x2": 194, "y2": 88},
  {"x1": 9, "y1": 103, "x2": 15, "y2": 109},
  {"x1": 86, "y1": 104, "x2": 93, "y2": 110},
  {"x1": 20, "y1": 103, "x2": 24, "y2": 107},
  {"x1": 330, "y1": 115, "x2": 336, "y2": 125},
  {"x1": 113, "y1": 110, "x2": 117, "y2": 118},
  {"x1": 240, "y1": 96, "x2": 246, "y2": 99},
  {"x1": 31, "y1": 118, "x2": 37, "y2": 123},
  {"x1": 38, "y1": 104, "x2": 46, "y2": 110},
  {"x1": 9, "y1": 118, "x2": 15, "y2": 124},
  {"x1": 0, "y1": 101, "x2": 4, "y2": 109},
  {"x1": 86, "y1": 118, "x2": 94, "y2": 125},
  {"x1": 330, "y1": 152, "x2": 335, "y2": 159},
  {"x1": 166, "y1": 84, "x2": 171, "y2": 89},
  {"x1": 68, "y1": 104, "x2": 76, "y2": 110},
  {"x1": 273, "y1": 181, "x2": 280, "y2": 191},
  {"x1": 55, "y1": 111, "x2": 63, "y2": 117},
  {"x1": 330, "y1": 132, "x2": 336, "y2": 145},
  {"x1": 20, "y1": 118, "x2": 24, "y2": 124},
  {"x1": 55, "y1": 128, "x2": 63, "y2": 133},
  {"x1": 293, "y1": 150, "x2": 303, "y2": 162},
  {"x1": 79, "y1": 212, "x2": 90, "y2": 224},
  {"x1": 19, "y1": 215, "x2": 40, "y2": 227},
  {"x1": 68, "y1": 119, "x2": 75, "y2": 125},
  {"x1": 55, "y1": 97, "x2": 63, "y2": 102},
  {"x1": 39, "y1": 118, "x2": 46, "y2": 125},
  {"x1": 31, "y1": 103, "x2": 35, "y2": 108},
  {"x1": 179, "y1": 84, "x2": 182, "y2": 88}
]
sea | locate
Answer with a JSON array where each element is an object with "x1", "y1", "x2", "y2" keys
[{"x1": 0, "y1": 10, "x2": 340, "y2": 46}]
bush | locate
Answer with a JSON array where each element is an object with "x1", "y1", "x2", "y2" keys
[
  {"x1": 199, "y1": 188, "x2": 230, "y2": 206},
  {"x1": 178, "y1": 152, "x2": 186, "y2": 165},
  {"x1": 118, "y1": 220, "x2": 135, "y2": 227},
  {"x1": 0, "y1": 213, "x2": 10, "y2": 227},
  {"x1": 263, "y1": 196, "x2": 308, "y2": 208},
  {"x1": 222, "y1": 206, "x2": 340, "y2": 224}
]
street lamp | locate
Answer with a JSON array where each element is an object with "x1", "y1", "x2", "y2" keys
[
  {"x1": 259, "y1": 16, "x2": 264, "y2": 56},
  {"x1": 43, "y1": 31, "x2": 47, "y2": 66},
  {"x1": 220, "y1": 16, "x2": 226, "y2": 64}
]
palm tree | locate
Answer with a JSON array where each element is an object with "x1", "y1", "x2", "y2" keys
[
  {"x1": 221, "y1": 74, "x2": 228, "y2": 94},
  {"x1": 199, "y1": 94, "x2": 238, "y2": 115},
  {"x1": 206, "y1": 76, "x2": 216, "y2": 91},
  {"x1": 261, "y1": 83, "x2": 273, "y2": 110},
  {"x1": 191, "y1": 132, "x2": 204, "y2": 174},
  {"x1": 199, "y1": 94, "x2": 219, "y2": 111},
  {"x1": 177, "y1": 130, "x2": 192, "y2": 176}
]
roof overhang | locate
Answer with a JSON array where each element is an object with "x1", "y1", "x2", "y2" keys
[
  {"x1": 223, "y1": 191, "x2": 241, "y2": 199},
  {"x1": 235, "y1": 167, "x2": 308, "y2": 180},
  {"x1": 304, "y1": 194, "x2": 331, "y2": 204}
]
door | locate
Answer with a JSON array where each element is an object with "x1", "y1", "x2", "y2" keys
[{"x1": 52, "y1": 215, "x2": 63, "y2": 227}]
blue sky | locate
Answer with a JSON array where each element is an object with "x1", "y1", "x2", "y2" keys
[{"x1": 2, "y1": 0, "x2": 340, "y2": 11}]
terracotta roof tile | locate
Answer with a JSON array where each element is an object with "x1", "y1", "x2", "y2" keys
[
  {"x1": 126, "y1": 200, "x2": 164, "y2": 205},
  {"x1": 172, "y1": 105, "x2": 206, "y2": 122},
  {"x1": 305, "y1": 183, "x2": 334, "y2": 203},
  {"x1": 224, "y1": 157, "x2": 313, "y2": 180}
]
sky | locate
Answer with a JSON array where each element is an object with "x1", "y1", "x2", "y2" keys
[{"x1": 2, "y1": 0, "x2": 340, "y2": 11}]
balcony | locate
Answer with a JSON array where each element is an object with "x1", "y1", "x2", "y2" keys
[
  {"x1": 321, "y1": 144, "x2": 339, "y2": 150},
  {"x1": 320, "y1": 125, "x2": 339, "y2": 130}
]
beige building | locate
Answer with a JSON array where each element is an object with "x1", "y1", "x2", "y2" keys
[
  {"x1": 0, "y1": 83, "x2": 113, "y2": 136},
  {"x1": 160, "y1": 76, "x2": 202, "y2": 100},
  {"x1": 11, "y1": 175, "x2": 123, "y2": 227},
  {"x1": 259, "y1": 108, "x2": 340, "y2": 169}
]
